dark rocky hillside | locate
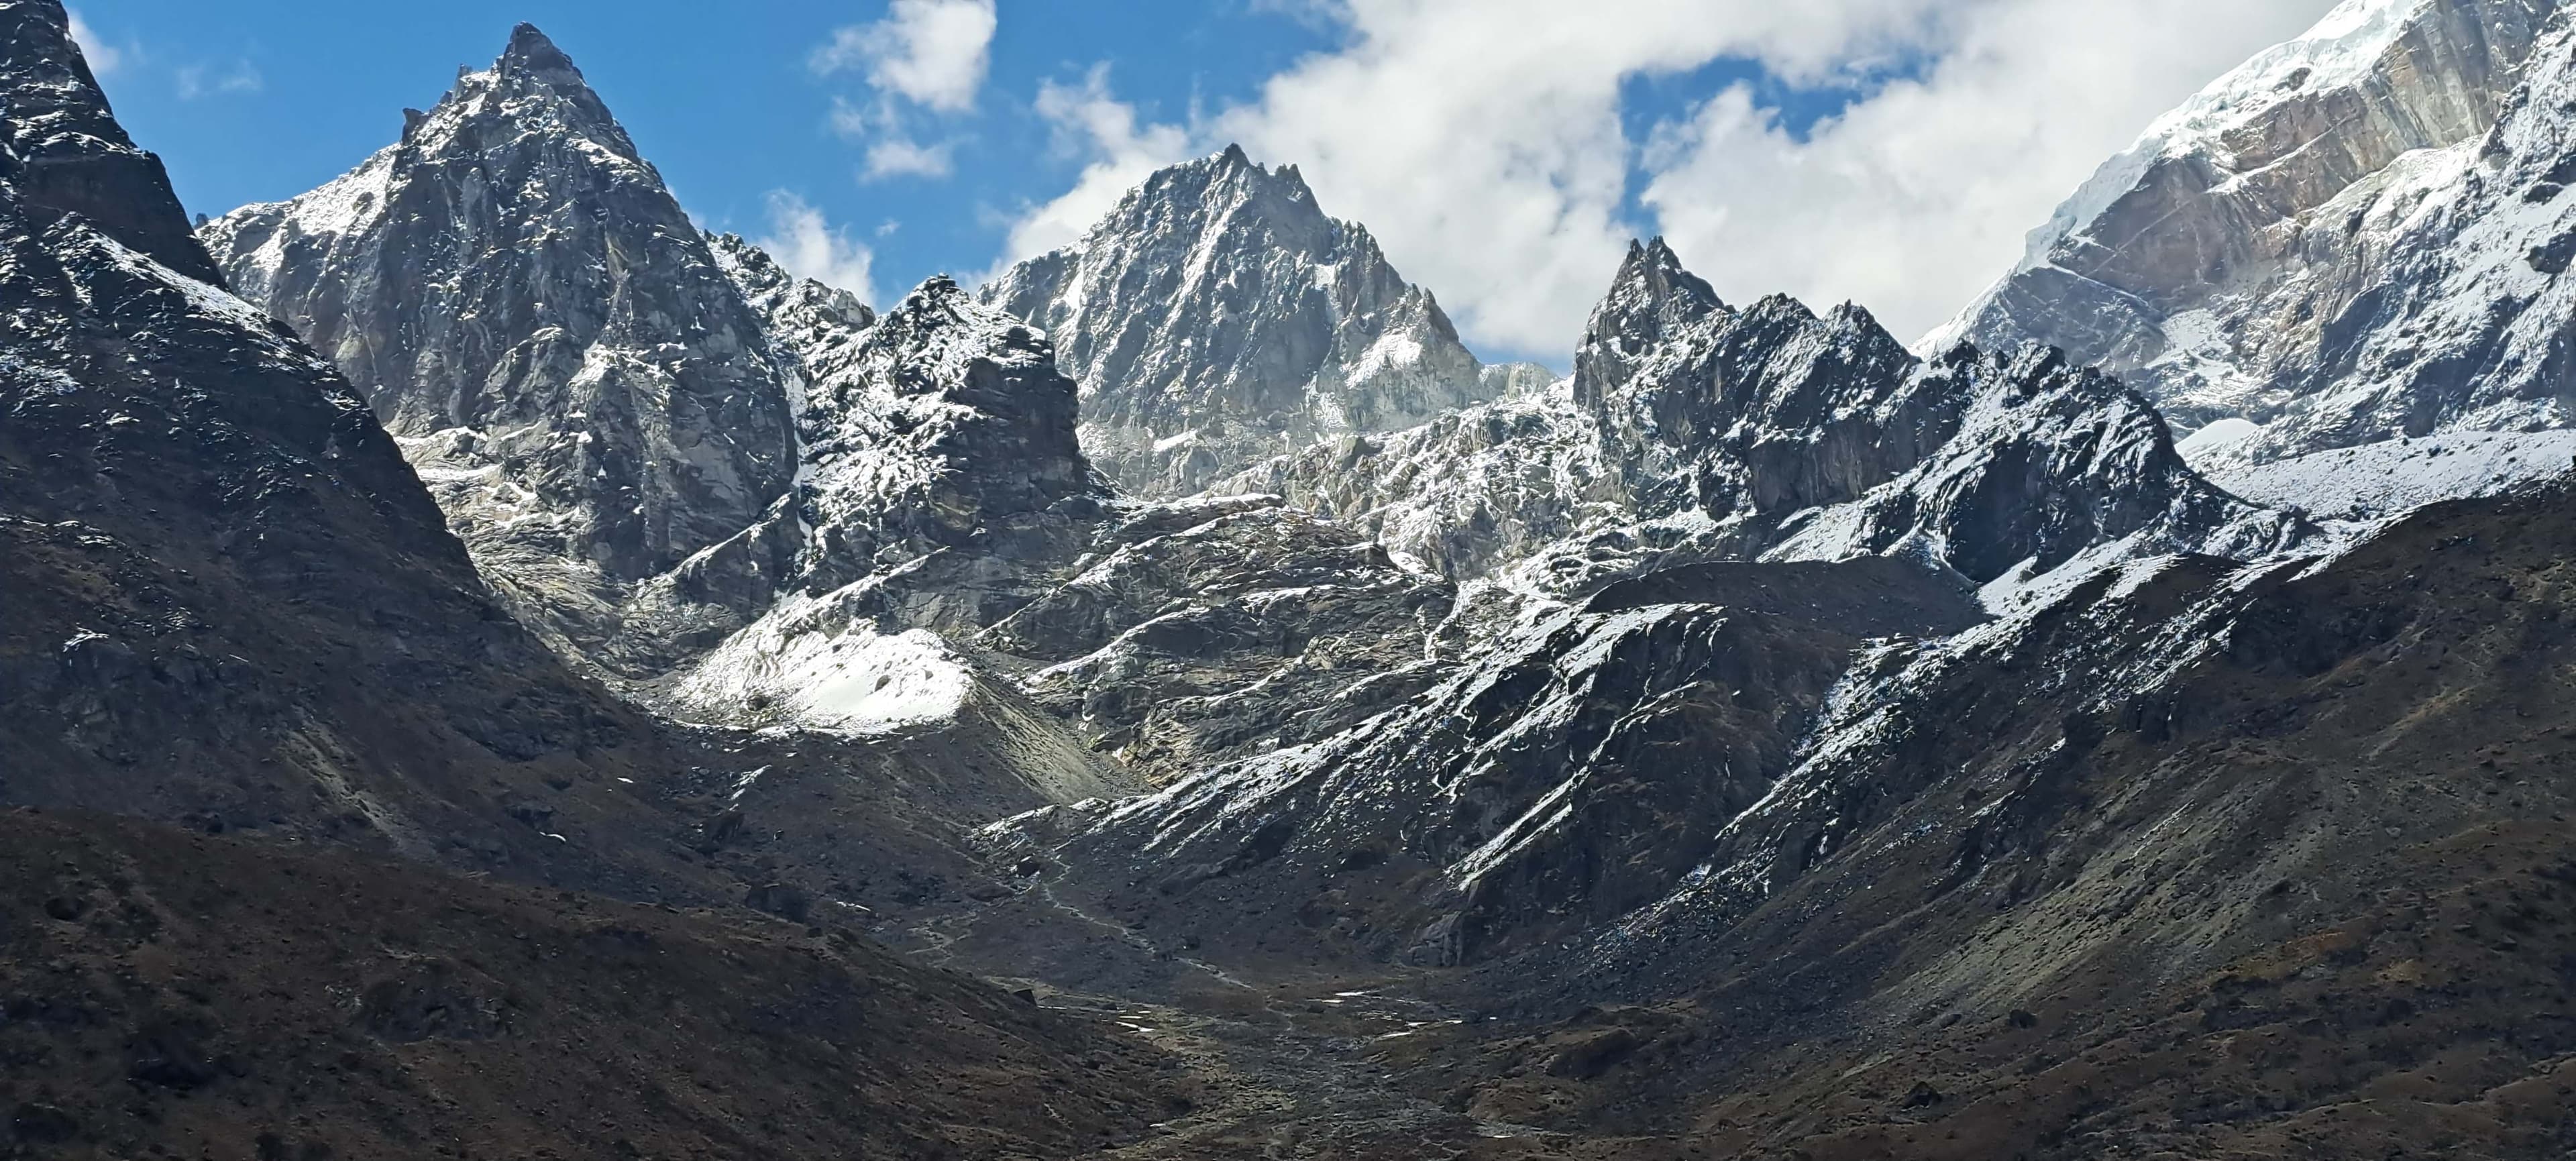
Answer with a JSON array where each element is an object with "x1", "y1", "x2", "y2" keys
[
  {"x1": 1409, "y1": 481, "x2": 2576, "y2": 1160},
  {"x1": 13, "y1": 1, "x2": 2576, "y2": 1158},
  {"x1": 0, "y1": 807, "x2": 1177, "y2": 1161}
]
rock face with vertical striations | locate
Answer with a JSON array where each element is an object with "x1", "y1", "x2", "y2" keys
[
  {"x1": 1936, "y1": 0, "x2": 2561, "y2": 444},
  {"x1": 0, "y1": 0, "x2": 763, "y2": 894},
  {"x1": 2210, "y1": 11, "x2": 2576, "y2": 459},
  {"x1": 201, "y1": 25, "x2": 803, "y2": 672},
  {"x1": 982, "y1": 146, "x2": 1495, "y2": 496}
]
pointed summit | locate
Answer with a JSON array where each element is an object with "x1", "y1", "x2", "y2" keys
[
  {"x1": 983, "y1": 148, "x2": 1492, "y2": 494},
  {"x1": 0, "y1": 0, "x2": 224, "y2": 282},
  {"x1": 1574, "y1": 238, "x2": 1726, "y2": 406},
  {"x1": 1619, "y1": 237, "x2": 1723, "y2": 315},
  {"x1": 499, "y1": 21, "x2": 582, "y2": 80},
  {"x1": 201, "y1": 19, "x2": 801, "y2": 672}
]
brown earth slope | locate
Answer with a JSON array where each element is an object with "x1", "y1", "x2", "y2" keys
[{"x1": 0, "y1": 807, "x2": 1183, "y2": 1161}]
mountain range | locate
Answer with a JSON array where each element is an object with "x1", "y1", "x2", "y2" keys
[{"x1": 7, "y1": 0, "x2": 2575, "y2": 1156}]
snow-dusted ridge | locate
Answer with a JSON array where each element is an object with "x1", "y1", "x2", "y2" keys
[
  {"x1": 984, "y1": 146, "x2": 1497, "y2": 496},
  {"x1": 201, "y1": 24, "x2": 806, "y2": 673},
  {"x1": 1935, "y1": 0, "x2": 2559, "y2": 434},
  {"x1": 1979, "y1": 0, "x2": 2439, "y2": 289}
]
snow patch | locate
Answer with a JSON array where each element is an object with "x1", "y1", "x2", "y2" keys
[
  {"x1": 675, "y1": 596, "x2": 975, "y2": 736},
  {"x1": 2175, "y1": 417, "x2": 2264, "y2": 466},
  {"x1": 2207, "y1": 431, "x2": 2576, "y2": 522}
]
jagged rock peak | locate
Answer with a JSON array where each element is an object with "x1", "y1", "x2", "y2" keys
[
  {"x1": 1573, "y1": 240, "x2": 1927, "y2": 482},
  {"x1": 1574, "y1": 237, "x2": 1729, "y2": 405},
  {"x1": 500, "y1": 21, "x2": 582, "y2": 79},
  {"x1": 0, "y1": 0, "x2": 224, "y2": 282},
  {"x1": 425, "y1": 21, "x2": 637, "y2": 164},
  {"x1": 199, "y1": 23, "x2": 799, "y2": 673},
  {"x1": 982, "y1": 145, "x2": 1494, "y2": 496},
  {"x1": 1611, "y1": 237, "x2": 1725, "y2": 319}
]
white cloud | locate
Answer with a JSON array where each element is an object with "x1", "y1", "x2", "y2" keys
[
  {"x1": 993, "y1": 0, "x2": 2338, "y2": 358},
  {"x1": 987, "y1": 66, "x2": 1193, "y2": 270},
  {"x1": 176, "y1": 58, "x2": 263, "y2": 101},
  {"x1": 865, "y1": 137, "x2": 956, "y2": 180},
  {"x1": 1201, "y1": 0, "x2": 2010, "y2": 355},
  {"x1": 812, "y1": 0, "x2": 996, "y2": 186},
  {"x1": 812, "y1": 0, "x2": 998, "y2": 113},
  {"x1": 66, "y1": 9, "x2": 122, "y2": 76},
  {"x1": 756, "y1": 191, "x2": 882, "y2": 305},
  {"x1": 1641, "y1": 0, "x2": 2332, "y2": 345}
]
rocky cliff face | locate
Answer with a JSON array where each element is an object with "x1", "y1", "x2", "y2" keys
[
  {"x1": 1939, "y1": 0, "x2": 2559, "y2": 440},
  {"x1": 1575, "y1": 242, "x2": 1963, "y2": 547},
  {"x1": 0, "y1": 1, "x2": 750, "y2": 895},
  {"x1": 2223, "y1": 13, "x2": 2576, "y2": 458},
  {"x1": 0, "y1": 0, "x2": 221, "y2": 283},
  {"x1": 1218, "y1": 240, "x2": 2298, "y2": 596},
  {"x1": 983, "y1": 146, "x2": 1495, "y2": 495},
  {"x1": 1764, "y1": 344, "x2": 2316, "y2": 607},
  {"x1": 985, "y1": 557, "x2": 1990, "y2": 970},
  {"x1": 201, "y1": 26, "x2": 802, "y2": 671}
]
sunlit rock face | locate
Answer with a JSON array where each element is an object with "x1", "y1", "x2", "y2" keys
[
  {"x1": 203, "y1": 26, "x2": 804, "y2": 669},
  {"x1": 1939, "y1": 0, "x2": 2559, "y2": 443},
  {"x1": 983, "y1": 145, "x2": 1495, "y2": 496}
]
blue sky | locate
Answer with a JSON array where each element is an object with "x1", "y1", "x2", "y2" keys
[
  {"x1": 72, "y1": 1, "x2": 2335, "y2": 361},
  {"x1": 79, "y1": 2, "x2": 1337, "y2": 292}
]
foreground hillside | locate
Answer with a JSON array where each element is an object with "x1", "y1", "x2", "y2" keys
[
  {"x1": 1407, "y1": 482, "x2": 2576, "y2": 1160},
  {"x1": 13, "y1": 0, "x2": 2576, "y2": 1157},
  {"x1": 0, "y1": 808, "x2": 1178, "y2": 1160}
]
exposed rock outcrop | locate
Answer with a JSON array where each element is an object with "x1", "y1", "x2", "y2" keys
[
  {"x1": 983, "y1": 146, "x2": 1495, "y2": 495},
  {"x1": 202, "y1": 25, "x2": 804, "y2": 671},
  {"x1": 1937, "y1": 0, "x2": 2561, "y2": 443}
]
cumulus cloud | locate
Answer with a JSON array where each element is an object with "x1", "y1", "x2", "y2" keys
[
  {"x1": 995, "y1": 0, "x2": 2336, "y2": 357},
  {"x1": 987, "y1": 66, "x2": 1193, "y2": 269},
  {"x1": 812, "y1": 0, "x2": 998, "y2": 112},
  {"x1": 812, "y1": 0, "x2": 997, "y2": 184},
  {"x1": 66, "y1": 9, "x2": 123, "y2": 76},
  {"x1": 756, "y1": 191, "x2": 882, "y2": 305},
  {"x1": 1641, "y1": 0, "x2": 2330, "y2": 344}
]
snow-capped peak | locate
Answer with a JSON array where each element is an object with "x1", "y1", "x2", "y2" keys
[
  {"x1": 2012, "y1": 0, "x2": 2436, "y2": 280},
  {"x1": 983, "y1": 146, "x2": 1495, "y2": 496},
  {"x1": 1930, "y1": 0, "x2": 2555, "y2": 443}
]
